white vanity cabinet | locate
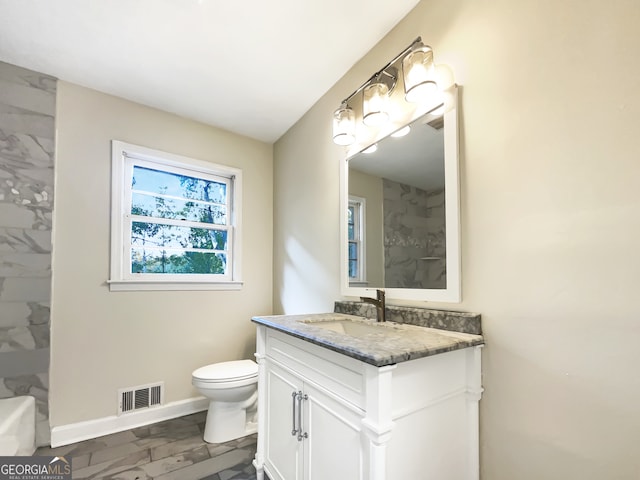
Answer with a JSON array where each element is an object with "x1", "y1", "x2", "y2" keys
[
  {"x1": 253, "y1": 324, "x2": 483, "y2": 480},
  {"x1": 265, "y1": 362, "x2": 364, "y2": 479}
]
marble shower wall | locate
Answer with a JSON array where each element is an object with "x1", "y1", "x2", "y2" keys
[
  {"x1": 0, "y1": 61, "x2": 56, "y2": 446},
  {"x1": 383, "y1": 178, "x2": 446, "y2": 289}
]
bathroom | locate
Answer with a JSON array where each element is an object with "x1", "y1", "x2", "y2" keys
[{"x1": 1, "y1": 0, "x2": 639, "y2": 479}]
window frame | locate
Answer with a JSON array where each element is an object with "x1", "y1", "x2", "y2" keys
[{"x1": 109, "y1": 140, "x2": 243, "y2": 291}]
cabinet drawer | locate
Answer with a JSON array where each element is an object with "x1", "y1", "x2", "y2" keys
[{"x1": 265, "y1": 329, "x2": 365, "y2": 410}]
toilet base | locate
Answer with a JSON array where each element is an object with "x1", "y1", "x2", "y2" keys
[{"x1": 203, "y1": 400, "x2": 258, "y2": 444}]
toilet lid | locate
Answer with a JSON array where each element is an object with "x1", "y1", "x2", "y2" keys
[{"x1": 192, "y1": 359, "x2": 258, "y2": 382}]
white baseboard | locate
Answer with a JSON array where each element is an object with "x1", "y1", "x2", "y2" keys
[{"x1": 50, "y1": 396, "x2": 208, "y2": 447}]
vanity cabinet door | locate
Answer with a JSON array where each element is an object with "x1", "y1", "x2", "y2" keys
[
  {"x1": 263, "y1": 360, "x2": 364, "y2": 480},
  {"x1": 303, "y1": 382, "x2": 364, "y2": 480},
  {"x1": 264, "y1": 361, "x2": 304, "y2": 480}
]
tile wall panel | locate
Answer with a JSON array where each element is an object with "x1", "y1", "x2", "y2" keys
[{"x1": 0, "y1": 61, "x2": 56, "y2": 446}]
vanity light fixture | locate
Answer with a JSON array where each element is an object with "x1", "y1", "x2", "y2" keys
[
  {"x1": 363, "y1": 68, "x2": 397, "y2": 127},
  {"x1": 332, "y1": 36, "x2": 442, "y2": 146},
  {"x1": 403, "y1": 44, "x2": 437, "y2": 103},
  {"x1": 332, "y1": 104, "x2": 356, "y2": 146},
  {"x1": 362, "y1": 82, "x2": 390, "y2": 126}
]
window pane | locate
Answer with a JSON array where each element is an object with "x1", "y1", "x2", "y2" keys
[
  {"x1": 349, "y1": 242, "x2": 357, "y2": 259},
  {"x1": 349, "y1": 260, "x2": 358, "y2": 278},
  {"x1": 348, "y1": 223, "x2": 354, "y2": 240},
  {"x1": 131, "y1": 248, "x2": 227, "y2": 274},
  {"x1": 133, "y1": 166, "x2": 227, "y2": 204},
  {"x1": 132, "y1": 192, "x2": 227, "y2": 225},
  {"x1": 132, "y1": 222, "x2": 227, "y2": 250}
]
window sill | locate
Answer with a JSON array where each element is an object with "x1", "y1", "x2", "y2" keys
[{"x1": 108, "y1": 279, "x2": 244, "y2": 292}]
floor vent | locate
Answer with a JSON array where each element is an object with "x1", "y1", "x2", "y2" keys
[{"x1": 118, "y1": 382, "x2": 164, "y2": 415}]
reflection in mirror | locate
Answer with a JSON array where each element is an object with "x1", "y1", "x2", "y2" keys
[
  {"x1": 341, "y1": 86, "x2": 460, "y2": 302},
  {"x1": 349, "y1": 110, "x2": 445, "y2": 289}
]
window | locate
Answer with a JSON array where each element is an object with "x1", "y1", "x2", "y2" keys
[
  {"x1": 348, "y1": 196, "x2": 366, "y2": 285},
  {"x1": 109, "y1": 141, "x2": 242, "y2": 291}
]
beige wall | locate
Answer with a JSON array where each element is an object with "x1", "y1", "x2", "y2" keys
[
  {"x1": 51, "y1": 82, "x2": 273, "y2": 426},
  {"x1": 349, "y1": 168, "x2": 384, "y2": 287},
  {"x1": 274, "y1": 0, "x2": 640, "y2": 478}
]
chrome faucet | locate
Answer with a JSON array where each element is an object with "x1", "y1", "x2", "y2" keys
[{"x1": 360, "y1": 289, "x2": 386, "y2": 323}]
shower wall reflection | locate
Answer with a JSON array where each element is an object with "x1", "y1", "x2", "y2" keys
[
  {"x1": 383, "y1": 179, "x2": 445, "y2": 289},
  {"x1": 347, "y1": 110, "x2": 447, "y2": 290}
]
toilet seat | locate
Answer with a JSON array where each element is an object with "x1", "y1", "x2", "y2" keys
[{"x1": 192, "y1": 359, "x2": 258, "y2": 383}]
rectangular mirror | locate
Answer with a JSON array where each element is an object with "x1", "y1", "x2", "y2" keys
[{"x1": 340, "y1": 86, "x2": 460, "y2": 302}]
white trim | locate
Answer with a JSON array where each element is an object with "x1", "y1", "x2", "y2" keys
[
  {"x1": 109, "y1": 141, "x2": 243, "y2": 291},
  {"x1": 107, "y1": 280, "x2": 243, "y2": 291},
  {"x1": 50, "y1": 396, "x2": 208, "y2": 447}
]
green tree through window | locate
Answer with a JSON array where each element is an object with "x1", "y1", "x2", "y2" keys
[{"x1": 130, "y1": 166, "x2": 230, "y2": 275}]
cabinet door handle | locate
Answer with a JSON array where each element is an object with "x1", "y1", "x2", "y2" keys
[
  {"x1": 297, "y1": 392, "x2": 308, "y2": 442},
  {"x1": 291, "y1": 391, "x2": 299, "y2": 436}
]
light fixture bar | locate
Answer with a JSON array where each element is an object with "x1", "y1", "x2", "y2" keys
[{"x1": 339, "y1": 37, "x2": 423, "y2": 107}]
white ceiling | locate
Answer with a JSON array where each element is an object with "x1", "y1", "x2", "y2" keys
[{"x1": 0, "y1": 0, "x2": 420, "y2": 143}]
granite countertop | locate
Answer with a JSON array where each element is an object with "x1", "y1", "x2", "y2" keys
[{"x1": 252, "y1": 313, "x2": 484, "y2": 367}]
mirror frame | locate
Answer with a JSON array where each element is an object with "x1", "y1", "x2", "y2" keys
[{"x1": 340, "y1": 86, "x2": 461, "y2": 303}]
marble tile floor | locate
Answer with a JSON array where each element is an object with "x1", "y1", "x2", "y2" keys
[{"x1": 35, "y1": 412, "x2": 260, "y2": 480}]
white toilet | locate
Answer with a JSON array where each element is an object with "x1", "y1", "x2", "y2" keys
[{"x1": 192, "y1": 359, "x2": 258, "y2": 444}]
